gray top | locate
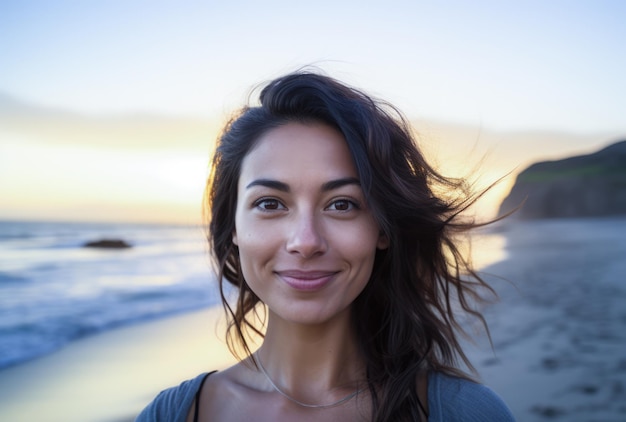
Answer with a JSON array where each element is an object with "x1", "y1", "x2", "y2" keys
[{"x1": 136, "y1": 371, "x2": 515, "y2": 421}]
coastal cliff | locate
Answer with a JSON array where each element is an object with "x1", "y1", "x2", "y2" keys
[{"x1": 499, "y1": 140, "x2": 626, "y2": 219}]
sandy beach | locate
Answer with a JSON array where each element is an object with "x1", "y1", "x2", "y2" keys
[
  {"x1": 0, "y1": 306, "x2": 237, "y2": 422},
  {"x1": 467, "y1": 218, "x2": 626, "y2": 421},
  {"x1": 1, "y1": 218, "x2": 625, "y2": 421}
]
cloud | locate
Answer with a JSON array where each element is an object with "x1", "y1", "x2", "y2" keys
[
  {"x1": 1, "y1": 92, "x2": 622, "y2": 223},
  {"x1": 0, "y1": 91, "x2": 219, "y2": 151}
]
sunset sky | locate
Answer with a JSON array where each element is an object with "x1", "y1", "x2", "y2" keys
[{"x1": 1, "y1": 1, "x2": 625, "y2": 224}]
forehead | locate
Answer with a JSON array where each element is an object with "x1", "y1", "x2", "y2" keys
[{"x1": 238, "y1": 122, "x2": 358, "y2": 183}]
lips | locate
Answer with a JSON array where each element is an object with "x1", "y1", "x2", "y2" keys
[{"x1": 275, "y1": 270, "x2": 338, "y2": 291}]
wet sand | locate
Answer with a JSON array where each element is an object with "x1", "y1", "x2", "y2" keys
[
  {"x1": 467, "y1": 218, "x2": 626, "y2": 421},
  {"x1": 0, "y1": 306, "x2": 237, "y2": 422}
]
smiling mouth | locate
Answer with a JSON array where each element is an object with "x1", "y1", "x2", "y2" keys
[{"x1": 275, "y1": 270, "x2": 338, "y2": 291}]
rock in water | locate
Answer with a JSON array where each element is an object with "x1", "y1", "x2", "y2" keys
[
  {"x1": 83, "y1": 239, "x2": 132, "y2": 249},
  {"x1": 499, "y1": 140, "x2": 626, "y2": 219}
]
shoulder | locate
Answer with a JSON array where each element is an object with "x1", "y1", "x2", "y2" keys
[
  {"x1": 427, "y1": 371, "x2": 515, "y2": 421},
  {"x1": 135, "y1": 372, "x2": 214, "y2": 422}
]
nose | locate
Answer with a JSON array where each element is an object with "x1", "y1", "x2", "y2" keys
[{"x1": 285, "y1": 212, "x2": 327, "y2": 258}]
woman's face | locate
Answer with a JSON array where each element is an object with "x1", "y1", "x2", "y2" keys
[{"x1": 233, "y1": 122, "x2": 388, "y2": 325}]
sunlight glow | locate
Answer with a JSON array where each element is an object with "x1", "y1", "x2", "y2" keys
[{"x1": 0, "y1": 133, "x2": 211, "y2": 223}]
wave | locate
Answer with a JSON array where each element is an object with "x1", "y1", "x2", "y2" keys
[{"x1": 0, "y1": 220, "x2": 217, "y2": 370}]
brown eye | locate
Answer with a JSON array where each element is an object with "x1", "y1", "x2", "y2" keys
[
  {"x1": 327, "y1": 199, "x2": 357, "y2": 211},
  {"x1": 255, "y1": 198, "x2": 285, "y2": 211}
]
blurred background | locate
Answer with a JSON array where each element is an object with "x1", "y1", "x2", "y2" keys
[
  {"x1": 2, "y1": 0, "x2": 625, "y2": 224},
  {"x1": 1, "y1": 1, "x2": 625, "y2": 421}
]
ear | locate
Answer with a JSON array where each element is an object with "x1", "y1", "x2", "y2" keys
[
  {"x1": 377, "y1": 231, "x2": 389, "y2": 250},
  {"x1": 232, "y1": 230, "x2": 238, "y2": 246}
]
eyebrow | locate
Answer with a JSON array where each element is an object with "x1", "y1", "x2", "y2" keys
[
  {"x1": 321, "y1": 177, "x2": 361, "y2": 191},
  {"x1": 246, "y1": 177, "x2": 361, "y2": 192},
  {"x1": 246, "y1": 179, "x2": 290, "y2": 192}
]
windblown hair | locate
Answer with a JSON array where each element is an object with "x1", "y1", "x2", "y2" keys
[{"x1": 205, "y1": 71, "x2": 496, "y2": 421}]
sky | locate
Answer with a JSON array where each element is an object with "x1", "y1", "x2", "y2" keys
[{"x1": 1, "y1": 0, "x2": 625, "y2": 224}]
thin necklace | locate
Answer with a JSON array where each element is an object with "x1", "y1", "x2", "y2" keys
[{"x1": 254, "y1": 352, "x2": 362, "y2": 409}]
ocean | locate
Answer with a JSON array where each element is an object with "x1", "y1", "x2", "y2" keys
[
  {"x1": 0, "y1": 217, "x2": 508, "y2": 372},
  {"x1": 0, "y1": 220, "x2": 220, "y2": 369}
]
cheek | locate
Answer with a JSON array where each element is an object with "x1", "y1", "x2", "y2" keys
[
  {"x1": 334, "y1": 227, "x2": 380, "y2": 268},
  {"x1": 344, "y1": 220, "x2": 383, "y2": 255},
  {"x1": 234, "y1": 222, "x2": 280, "y2": 271},
  {"x1": 236, "y1": 241, "x2": 266, "y2": 288}
]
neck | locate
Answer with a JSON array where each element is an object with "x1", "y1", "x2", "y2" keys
[{"x1": 256, "y1": 308, "x2": 365, "y2": 400}]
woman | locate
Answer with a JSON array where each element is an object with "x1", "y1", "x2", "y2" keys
[{"x1": 137, "y1": 72, "x2": 515, "y2": 421}]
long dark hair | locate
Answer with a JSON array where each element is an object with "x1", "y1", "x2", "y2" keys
[{"x1": 205, "y1": 71, "x2": 496, "y2": 421}]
